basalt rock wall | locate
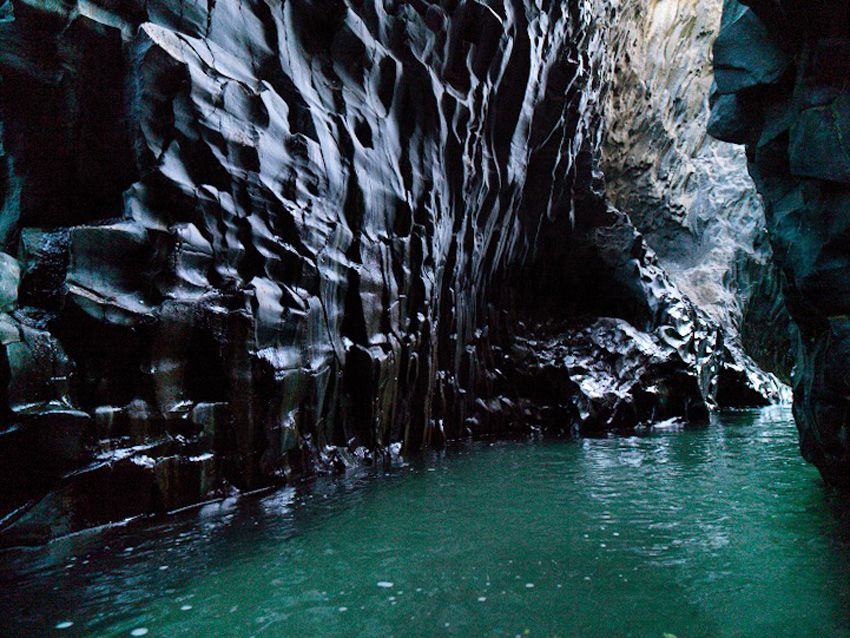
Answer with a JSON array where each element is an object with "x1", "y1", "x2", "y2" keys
[
  {"x1": 710, "y1": 0, "x2": 850, "y2": 486},
  {"x1": 604, "y1": 0, "x2": 793, "y2": 383},
  {"x1": 0, "y1": 0, "x2": 628, "y2": 540},
  {"x1": 0, "y1": 0, "x2": 782, "y2": 542}
]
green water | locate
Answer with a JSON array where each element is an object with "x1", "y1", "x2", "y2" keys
[{"x1": 3, "y1": 407, "x2": 850, "y2": 637}]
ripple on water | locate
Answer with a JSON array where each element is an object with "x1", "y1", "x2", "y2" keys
[{"x1": 3, "y1": 408, "x2": 850, "y2": 638}]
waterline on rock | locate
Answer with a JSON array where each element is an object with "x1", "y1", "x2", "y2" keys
[{"x1": 2, "y1": 407, "x2": 848, "y2": 638}]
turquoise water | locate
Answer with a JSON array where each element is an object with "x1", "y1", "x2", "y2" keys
[{"x1": 3, "y1": 407, "x2": 850, "y2": 637}]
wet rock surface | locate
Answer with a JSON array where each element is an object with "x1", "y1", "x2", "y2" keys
[
  {"x1": 0, "y1": 0, "x2": 784, "y2": 542},
  {"x1": 603, "y1": 0, "x2": 793, "y2": 384},
  {"x1": 512, "y1": 317, "x2": 710, "y2": 433},
  {"x1": 710, "y1": 0, "x2": 850, "y2": 485}
]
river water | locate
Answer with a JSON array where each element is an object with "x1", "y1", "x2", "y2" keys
[{"x1": 3, "y1": 406, "x2": 850, "y2": 637}]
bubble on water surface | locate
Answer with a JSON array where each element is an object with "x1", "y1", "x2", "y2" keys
[
  {"x1": 55, "y1": 621, "x2": 73, "y2": 629},
  {"x1": 377, "y1": 581, "x2": 393, "y2": 588},
  {"x1": 181, "y1": 605, "x2": 193, "y2": 611},
  {"x1": 130, "y1": 629, "x2": 149, "y2": 636}
]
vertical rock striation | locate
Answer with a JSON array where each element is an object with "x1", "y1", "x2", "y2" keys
[
  {"x1": 0, "y1": 0, "x2": 626, "y2": 540},
  {"x1": 0, "y1": 0, "x2": 785, "y2": 541},
  {"x1": 710, "y1": 0, "x2": 850, "y2": 485}
]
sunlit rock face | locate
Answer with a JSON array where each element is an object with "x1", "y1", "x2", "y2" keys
[
  {"x1": 603, "y1": 0, "x2": 793, "y2": 384},
  {"x1": 0, "y1": 0, "x2": 784, "y2": 541},
  {"x1": 710, "y1": 0, "x2": 850, "y2": 485}
]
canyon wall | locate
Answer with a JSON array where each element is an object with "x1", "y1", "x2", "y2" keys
[
  {"x1": 0, "y1": 0, "x2": 782, "y2": 542},
  {"x1": 604, "y1": 0, "x2": 793, "y2": 383},
  {"x1": 710, "y1": 0, "x2": 850, "y2": 486}
]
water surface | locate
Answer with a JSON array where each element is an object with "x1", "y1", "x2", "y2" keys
[{"x1": 3, "y1": 407, "x2": 850, "y2": 637}]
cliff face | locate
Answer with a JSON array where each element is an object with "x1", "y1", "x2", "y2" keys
[
  {"x1": 0, "y1": 0, "x2": 633, "y2": 541},
  {"x1": 603, "y1": 0, "x2": 793, "y2": 384},
  {"x1": 710, "y1": 0, "x2": 850, "y2": 485},
  {"x1": 0, "y1": 0, "x2": 782, "y2": 542}
]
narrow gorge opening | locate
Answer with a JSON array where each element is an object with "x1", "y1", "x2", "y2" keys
[{"x1": 1, "y1": 0, "x2": 849, "y2": 636}]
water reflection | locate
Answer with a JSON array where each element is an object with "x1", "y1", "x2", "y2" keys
[{"x1": 2, "y1": 407, "x2": 850, "y2": 637}]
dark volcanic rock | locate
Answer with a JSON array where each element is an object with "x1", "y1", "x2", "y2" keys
[
  {"x1": 711, "y1": 0, "x2": 850, "y2": 485},
  {"x1": 502, "y1": 196, "x2": 786, "y2": 436},
  {"x1": 512, "y1": 318, "x2": 709, "y2": 433},
  {"x1": 0, "y1": 0, "x2": 629, "y2": 541},
  {"x1": 0, "y1": 0, "x2": 784, "y2": 542}
]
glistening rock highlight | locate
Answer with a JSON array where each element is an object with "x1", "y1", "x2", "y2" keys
[{"x1": 0, "y1": 0, "x2": 784, "y2": 542}]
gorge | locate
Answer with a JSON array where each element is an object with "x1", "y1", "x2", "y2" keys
[
  {"x1": 709, "y1": 0, "x2": 850, "y2": 488},
  {"x1": 1, "y1": 0, "x2": 850, "y2": 634}
]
